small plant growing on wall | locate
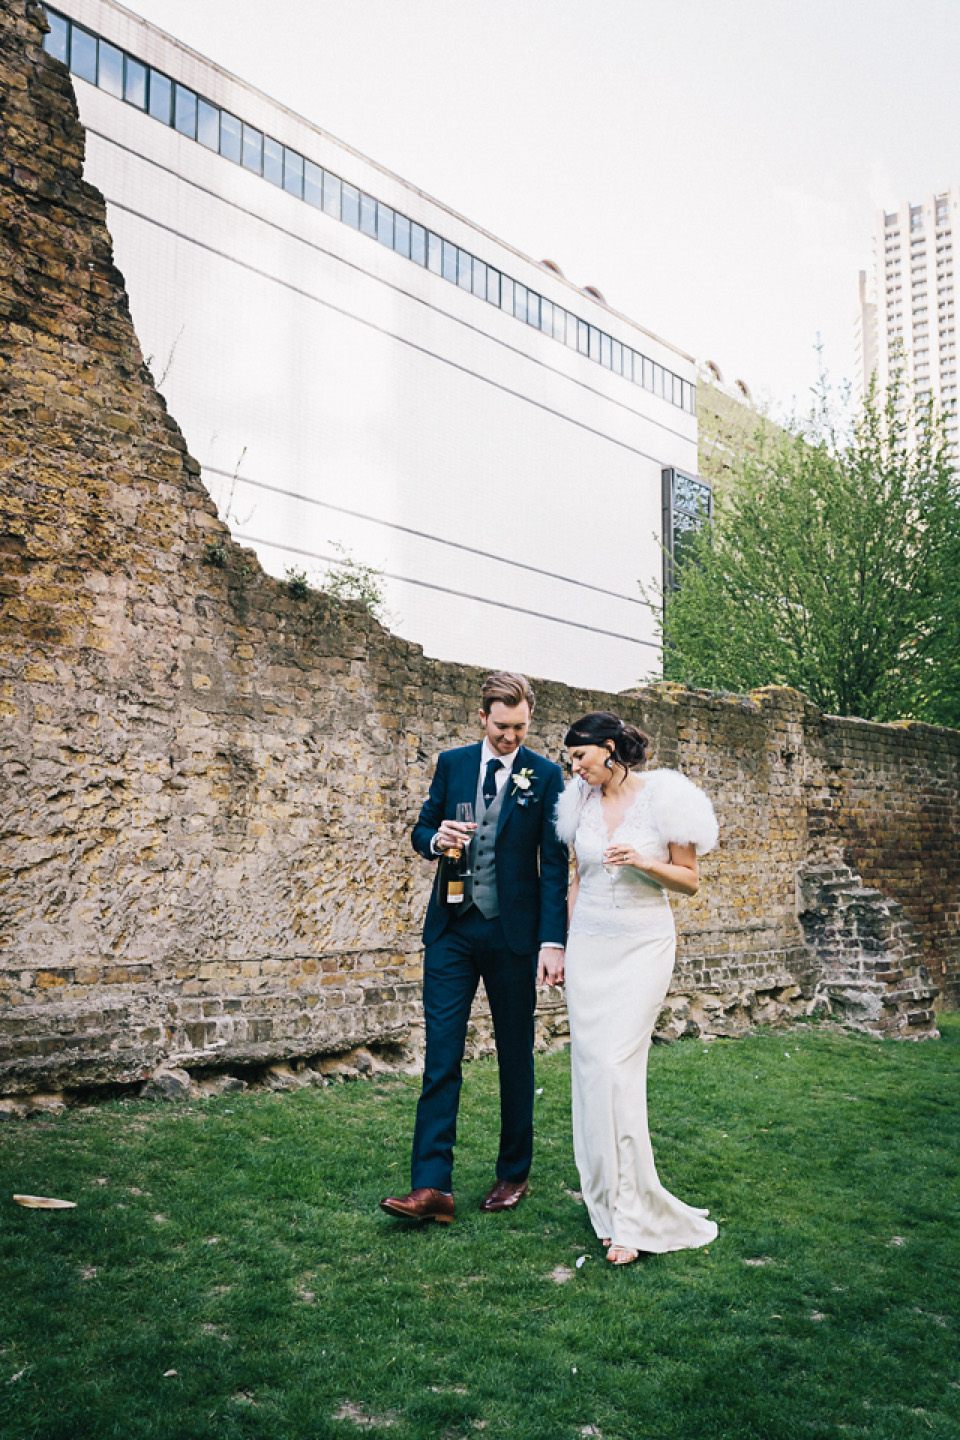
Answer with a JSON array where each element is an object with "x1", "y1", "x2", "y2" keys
[
  {"x1": 204, "y1": 541, "x2": 227, "y2": 568},
  {"x1": 285, "y1": 566, "x2": 310, "y2": 600},
  {"x1": 323, "y1": 541, "x2": 392, "y2": 626}
]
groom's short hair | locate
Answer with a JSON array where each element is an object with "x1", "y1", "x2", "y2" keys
[{"x1": 481, "y1": 671, "x2": 535, "y2": 714}]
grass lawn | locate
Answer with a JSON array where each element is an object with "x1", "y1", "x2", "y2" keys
[{"x1": 1, "y1": 1017, "x2": 959, "y2": 1440}]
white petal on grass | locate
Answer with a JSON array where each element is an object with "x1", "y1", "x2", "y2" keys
[{"x1": 13, "y1": 1195, "x2": 76, "y2": 1210}]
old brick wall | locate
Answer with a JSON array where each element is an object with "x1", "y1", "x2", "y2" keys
[
  {"x1": 1, "y1": 2, "x2": 958, "y2": 1098},
  {"x1": 805, "y1": 711, "x2": 960, "y2": 1009}
]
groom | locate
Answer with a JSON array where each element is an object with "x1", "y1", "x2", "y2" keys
[{"x1": 381, "y1": 671, "x2": 568, "y2": 1223}]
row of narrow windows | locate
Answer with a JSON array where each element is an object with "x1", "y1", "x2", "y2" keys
[{"x1": 43, "y1": 8, "x2": 696, "y2": 415}]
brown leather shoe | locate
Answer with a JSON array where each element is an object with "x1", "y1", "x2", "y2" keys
[
  {"x1": 480, "y1": 1178, "x2": 529, "y2": 1213},
  {"x1": 379, "y1": 1188, "x2": 454, "y2": 1224}
]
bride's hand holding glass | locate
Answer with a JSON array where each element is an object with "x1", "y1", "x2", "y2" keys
[{"x1": 603, "y1": 843, "x2": 645, "y2": 870}]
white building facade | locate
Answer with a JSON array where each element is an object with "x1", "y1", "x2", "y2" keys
[
  {"x1": 858, "y1": 190, "x2": 959, "y2": 454},
  {"x1": 43, "y1": 0, "x2": 701, "y2": 694}
]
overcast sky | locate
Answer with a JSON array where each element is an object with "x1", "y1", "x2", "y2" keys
[{"x1": 122, "y1": 0, "x2": 960, "y2": 420}]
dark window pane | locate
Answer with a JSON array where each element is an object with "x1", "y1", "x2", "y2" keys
[
  {"x1": 323, "y1": 171, "x2": 341, "y2": 217},
  {"x1": 197, "y1": 98, "x2": 219, "y2": 151},
  {"x1": 457, "y1": 248, "x2": 472, "y2": 290},
  {"x1": 411, "y1": 222, "x2": 427, "y2": 265},
  {"x1": 263, "y1": 136, "x2": 283, "y2": 186},
  {"x1": 70, "y1": 25, "x2": 97, "y2": 84},
  {"x1": 43, "y1": 12, "x2": 69, "y2": 64},
  {"x1": 341, "y1": 182, "x2": 360, "y2": 227},
  {"x1": 124, "y1": 55, "x2": 147, "y2": 109},
  {"x1": 427, "y1": 232, "x2": 442, "y2": 273},
  {"x1": 526, "y1": 291, "x2": 540, "y2": 327},
  {"x1": 472, "y1": 257, "x2": 487, "y2": 297},
  {"x1": 514, "y1": 283, "x2": 528, "y2": 323},
  {"x1": 283, "y1": 149, "x2": 304, "y2": 197},
  {"x1": 148, "y1": 70, "x2": 172, "y2": 124},
  {"x1": 99, "y1": 40, "x2": 123, "y2": 96},
  {"x1": 578, "y1": 319, "x2": 589, "y2": 355},
  {"x1": 377, "y1": 203, "x2": 394, "y2": 247},
  {"x1": 174, "y1": 83, "x2": 197, "y2": 139},
  {"x1": 500, "y1": 276, "x2": 513, "y2": 313},
  {"x1": 242, "y1": 123, "x2": 262, "y2": 173},
  {"x1": 304, "y1": 159, "x2": 323, "y2": 208},
  {"x1": 611, "y1": 338, "x2": 622, "y2": 374},
  {"x1": 540, "y1": 297, "x2": 553, "y2": 333},
  {"x1": 442, "y1": 239, "x2": 457, "y2": 283},
  {"x1": 220, "y1": 110, "x2": 241, "y2": 163},
  {"x1": 394, "y1": 213, "x2": 411, "y2": 258},
  {"x1": 600, "y1": 332, "x2": 612, "y2": 367},
  {"x1": 486, "y1": 267, "x2": 500, "y2": 305},
  {"x1": 589, "y1": 325, "x2": 601, "y2": 361}
]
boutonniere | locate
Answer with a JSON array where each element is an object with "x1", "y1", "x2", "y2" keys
[{"x1": 511, "y1": 768, "x2": 538, "y2": 806}]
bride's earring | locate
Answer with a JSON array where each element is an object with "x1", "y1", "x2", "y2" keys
[{"x1": 604, "y1": 757, "x2": 614, "y2": 769}]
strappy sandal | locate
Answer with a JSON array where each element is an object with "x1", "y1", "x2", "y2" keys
[{"x1": 606, "y1": 1245, "x2": 639, "y2": 1266}]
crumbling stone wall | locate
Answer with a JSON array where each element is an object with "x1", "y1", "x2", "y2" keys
[{"x1": 1, "y1": 1, "x2": 958, "y2": 1099}]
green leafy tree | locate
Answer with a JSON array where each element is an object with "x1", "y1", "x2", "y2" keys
[{"x1": 651, "y1": 379, "x2": 960, "y2": 727}]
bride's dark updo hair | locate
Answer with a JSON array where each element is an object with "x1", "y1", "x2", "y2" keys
[{"x1": 563, "y1": 710, "x2": 650, "y2": 776}]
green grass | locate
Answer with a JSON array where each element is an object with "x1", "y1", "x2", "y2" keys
[{"x1": 1, "y1": 1018, "x2": 959, "y2": 1440}]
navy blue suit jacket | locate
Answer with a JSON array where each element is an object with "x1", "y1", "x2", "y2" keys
[{"x1": 412, "y1": 743, "x2": 568, "y2": 955}]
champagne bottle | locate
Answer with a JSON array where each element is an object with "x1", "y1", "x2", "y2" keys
[{"x1": 439, "y1": 843, "x2": 465, "y2": 905}]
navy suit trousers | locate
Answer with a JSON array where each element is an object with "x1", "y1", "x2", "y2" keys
[{"x1": 411, "y1": 908, "x2": 537, "y2": 1192}]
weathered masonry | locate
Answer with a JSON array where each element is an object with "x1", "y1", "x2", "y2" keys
[{"x1": 1, "y1": 1, "x2": 958, "y2": 1099}]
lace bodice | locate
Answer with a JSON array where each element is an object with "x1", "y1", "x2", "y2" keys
[
  {"x1": 568, "y1": 785, "x2": 675, "y2": 938},
  {"x1": 555, "y1": 770, "x2": 719, "y2": 940}
]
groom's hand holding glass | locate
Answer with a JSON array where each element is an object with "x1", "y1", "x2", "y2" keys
[{"x1": 434, "y1": 817, "x2": 476, "y2": 854}]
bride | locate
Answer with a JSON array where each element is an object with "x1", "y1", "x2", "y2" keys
[{"x1": 555, "y1": 710, "x2": 719, "y2": 1266}]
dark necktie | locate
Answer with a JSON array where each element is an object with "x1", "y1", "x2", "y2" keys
[{"x1": 483, "y1": 757, "x2": 503, "y2": 806}]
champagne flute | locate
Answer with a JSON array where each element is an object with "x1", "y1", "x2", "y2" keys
[{"x1": 455, "y1": 802, "x2": 475, "y2": 876}]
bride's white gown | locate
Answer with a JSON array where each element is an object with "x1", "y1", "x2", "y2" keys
[{"x1": 557, "y1": 771, "x2": 719, "y2": 1254}]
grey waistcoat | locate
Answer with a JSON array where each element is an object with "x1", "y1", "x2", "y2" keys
[{"x1": 464, "y1": 762, "x2": 507, "y2": 919}]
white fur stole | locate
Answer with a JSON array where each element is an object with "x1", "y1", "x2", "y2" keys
[
  {"x1": 553, "y1": 768, "x2": 718, "y2": 855},
  {"x1": 641, "y1": 768, "x2": 719, "y2": 855},
  {"x1": 553, "y1": 776, "x2": 588, "y2": 845}
]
